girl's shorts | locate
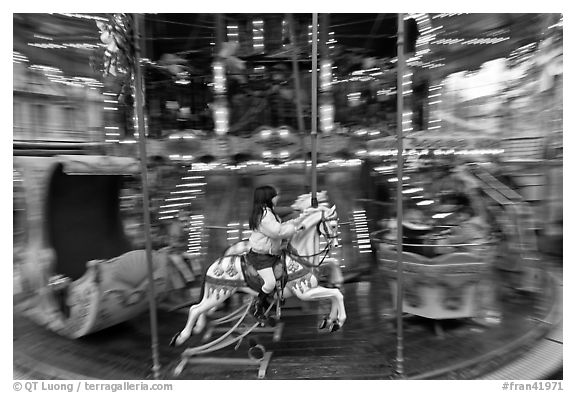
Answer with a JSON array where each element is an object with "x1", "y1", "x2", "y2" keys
[{"x1": 247, "y1": 250, "x2": 280, "y2": 270}]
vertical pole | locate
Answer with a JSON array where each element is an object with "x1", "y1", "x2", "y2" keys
[
  {"x1": 287, "y1": 14, "x2": 309, "y2": 194},
  {"x1": 310, "y1": 13, "x2": 319, "y2": 208},
  {"x1": 395, "y1": 13, "x2": 405, "y2": 377},
  {"x1": 216, "y1": 14, "x2": 225, "y2": 53},
  {"x1": 319, "y1": 14, "x2": 329, "y2": 66},
  {"x1": 288, "y1": 14, "x2": 306, "y2": 135},
  {"x1": 319, "y1": 13, "x2": 333, "y2": 135},
  {"x1": 132, "y1": 13, "x2": 161, "y2": 380},
  {"x1": 213, "y1": 13, "x2": 230, "y2": 156}
]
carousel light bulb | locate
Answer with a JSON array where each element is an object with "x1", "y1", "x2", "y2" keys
[
  {"x1": 320, "y1": 60, "x2": 332, "y2": 92},
  {"x1": 213, "y1": 61, "x2": 226, "y2": 95},
  {"x1": 320, "y1": 104, "x2": 334, "y2": 133}
]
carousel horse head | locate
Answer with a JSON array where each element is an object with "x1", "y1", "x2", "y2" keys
[
  {"x1": 290, "y1": 204, "x2": 339, "y2": 254},
  {"x1": 290, "y1": 191, "x2": 337, "y2": 247}
]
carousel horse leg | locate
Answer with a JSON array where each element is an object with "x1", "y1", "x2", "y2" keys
[
  {"x1": 319, "y1": 287, "x2": 345, "y2": 332},
  {"x1": 194, "y1": 312, "x2": 208, "y2": 334},
  {"x1": 171, "y1": 289, "x2": 233, "y2": 347},
  {"x1": 290, "y1": 285, "x2": 346, "y2": 331}
]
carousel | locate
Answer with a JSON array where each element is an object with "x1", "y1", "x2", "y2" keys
[
  {"x1": 13, "y1": 12, "x2": 562, "y2": 380},
  {"x1": 13, "y1": 154, "x2": 170, "y2": 338}
]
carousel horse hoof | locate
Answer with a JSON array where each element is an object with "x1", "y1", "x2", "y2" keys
[
  {"x1": 169, "y1": 332, "x2": 181, "y2": 347},
  {"x1": 318, "y1": 318, "x2": 328, "y2": 330},
  {"x1": 267, "y1": 316, "x2": 277, "y2": 327},
  {"x1": 329, "y1": 322, "x2": 341, "y2": 332}
]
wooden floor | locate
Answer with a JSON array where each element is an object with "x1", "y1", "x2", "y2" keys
[{"x1": 13, "y1": 265, "x2": 561, "y2": 380}]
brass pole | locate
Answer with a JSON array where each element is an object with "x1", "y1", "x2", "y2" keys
[
  {"x1": 287, "y1": 14, "x2": 309, "y2": 194},
  {"x1": 132, "y1": 13, "x2": 161, "y2": 379},
  {"x1": 310, "y1": 13, "x2": 318, "y2": 208},
  {"x1": 395, "y1": 13, "x2": 405, "y2": 377}
]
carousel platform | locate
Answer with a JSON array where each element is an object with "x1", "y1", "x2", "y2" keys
[{"x1": 13, "y1": 257, "x2": 562, "y2": 380}]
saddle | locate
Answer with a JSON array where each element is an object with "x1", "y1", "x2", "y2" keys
[{"x1": 240, "y1": 252, "x2": 288, "y2": 297}]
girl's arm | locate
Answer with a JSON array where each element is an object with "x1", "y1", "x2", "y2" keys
[
  {"x1": 283, "y1": 209, "x2": 314, "y2": 227},
  {"x1": 259, "y1": 210, "x2": 298, "y2": 239}
]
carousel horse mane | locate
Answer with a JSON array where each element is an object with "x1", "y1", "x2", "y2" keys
[
  {"x1": 291, "y1": 191, "x2": 329, "y2": 212},
  {"x1": 294, "y1": 205, "x2": 336, "y2": 235}
]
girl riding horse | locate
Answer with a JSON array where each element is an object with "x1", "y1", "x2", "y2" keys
[
  {"x1": 246, "y1": 185, "x2": 314, "y2": 319},
  {"x1": 169, "y1": 202, "x2": 346, "y2": 347}
]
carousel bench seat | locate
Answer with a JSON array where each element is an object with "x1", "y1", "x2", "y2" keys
[
  {"x1": 377, "y1": 247, "x2": 490, "y2": 320},
  {"x1": 59, "y1": 249, "x2": 169, "y2": 338}
]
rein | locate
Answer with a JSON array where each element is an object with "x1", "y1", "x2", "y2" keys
[
  {"x1": 284, "y1": 213, "x2": 338, "y2": 269},
  {"x1": 285, "y1": 242, "x2": 332, "y2": 269}
]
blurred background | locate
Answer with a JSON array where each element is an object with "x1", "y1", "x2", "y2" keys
[{"x1": 13, "y1": 13, "x2": 563, "y2": 380}]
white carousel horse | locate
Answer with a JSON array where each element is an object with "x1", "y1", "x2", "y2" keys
[
  {"x1": 170, "y1": 204, "x2": 346, "y2": 347},
  {"x1": 287, "y1": 191, "x2": 343, "y2": 287}
]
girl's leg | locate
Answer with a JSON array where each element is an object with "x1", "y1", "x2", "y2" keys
[
  {"x1": 254, "y1": 267, "x2": 275, "y2": 317},
  {"x1": 257, "y1": 267, "x2": 276, "y2": 294}
]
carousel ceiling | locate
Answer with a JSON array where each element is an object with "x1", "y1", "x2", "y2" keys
[
  {"x1": 423, "y1": 13, "x2": 555, "y2": 79},
  {"x1": 14, "y1": 13, "x2": 558, "y2": 83}
]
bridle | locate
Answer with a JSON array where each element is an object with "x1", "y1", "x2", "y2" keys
[{"x1": 285, "y1": 211, "x2": 339, "y2": 268}]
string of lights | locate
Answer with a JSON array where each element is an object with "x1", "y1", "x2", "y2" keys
[
  {"x1": 54, "y1": 13, "x2": 108, "y2": 22},
  {"x1": 143, "y1": 15, "x2": 215, "y2": 29},
  {"x1": 330, "y1": 16, "x2": 396, "y2": 29}
]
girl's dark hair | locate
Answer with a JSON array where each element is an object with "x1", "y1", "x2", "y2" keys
[{"x1": 249, "y1": 185, "x2": 278, "y2": 230}]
